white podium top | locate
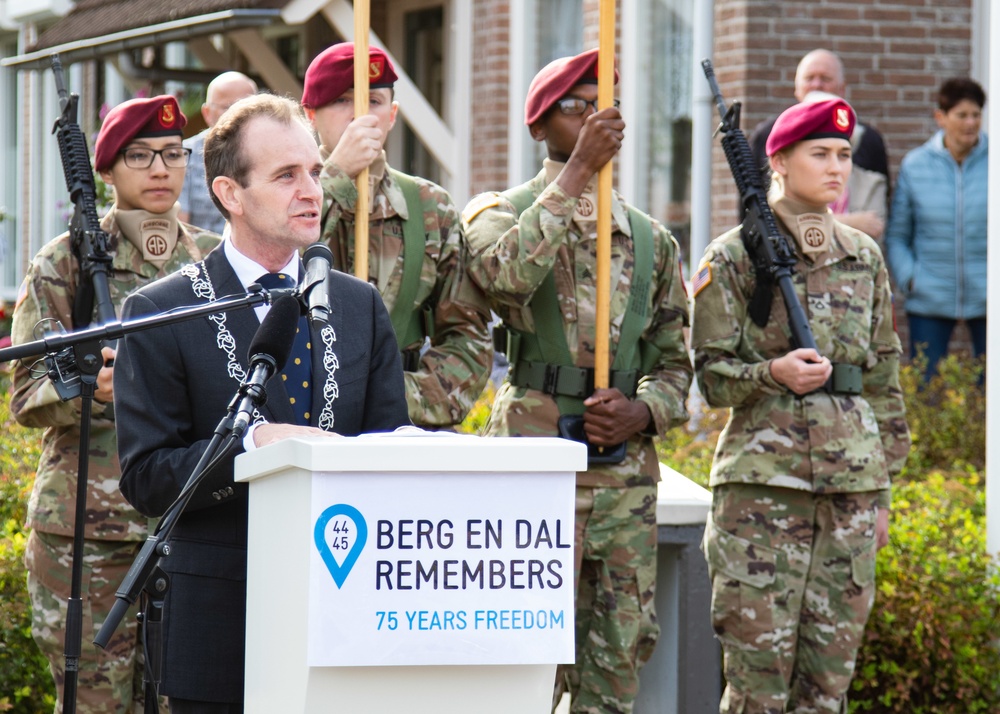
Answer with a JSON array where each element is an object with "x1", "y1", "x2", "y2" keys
[
  {"x1": 656, "y1": 462, "x2": 711, "y2": 526},
  {"x1": 235, "y1": 432, "x2": 587, "y2": 483}
]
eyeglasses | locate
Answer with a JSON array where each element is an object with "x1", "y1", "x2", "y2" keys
[
  {"x1": 556, "y1": 97, "x2": 621, "y2": 115},
  {"x1": 119, "y1": 147, "x2": 192, "y2": 169}
]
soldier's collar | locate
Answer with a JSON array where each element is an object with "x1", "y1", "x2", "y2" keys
[{"x1": 106, "y1": 203, "x2": 180, "y2": 270}]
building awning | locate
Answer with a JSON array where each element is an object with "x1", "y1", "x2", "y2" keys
[{"x1": 2, "y1": 5, "x2": 285, "y2": 71}]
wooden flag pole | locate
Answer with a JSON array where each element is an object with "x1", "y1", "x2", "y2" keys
[
  {"x1": 353, "y1": 0, "x2": 370, "y2": 281},
  {"x1": 594, "y1": 0, "x2": 616, "y2": 392}
]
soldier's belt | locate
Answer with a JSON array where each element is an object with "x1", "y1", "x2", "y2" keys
[
  {"x1": 400, "y1": 348, "x2": 421, "y2": 372},
  {"x1": 510, "y1": 359, "x2": 639, "y2": 398},
  {"x1": 802, "y1": 362, "x2": 863, "y2": 397}
]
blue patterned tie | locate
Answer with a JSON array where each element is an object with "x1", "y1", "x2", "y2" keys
[{"x1": 255, "y1": 272, "x2": 312, "y2": 425}]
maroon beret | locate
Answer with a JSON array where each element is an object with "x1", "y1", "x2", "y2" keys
[
  {"x1": 766, "y1": 98, "x2": 856, "y2": 157},
  {"x1": 94, "y1": 95, "x2": 186, "y2": 172},
  {"x1": 302, "y1": 42, "x2": 398, "y2": 110},
  {"x1": 524, "y1": 48, "x2": 619, "y2": 126}
]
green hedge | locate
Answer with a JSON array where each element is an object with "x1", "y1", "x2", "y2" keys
[{"x1": 0, "y1": 374, "x2": 55, "y2": 713}]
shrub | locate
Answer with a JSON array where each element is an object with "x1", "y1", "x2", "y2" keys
[
  {"x1": 456, "y1": 382, "x2": 496, "y2": 436},
  {"x1": 850, "y1": 468, "x2": 1000, "y2": 713},
  {"x1": 898, "y1": 355, "x2": 986, "y2": 474},
  {"x1": 0, "y1": 376, "x2": 55, "y2": 713},
  {"x1": 849, "y1": 354, "x2": 993, "y2": 712},
  {"x1": 655, "y1": 391, "x2": 727, "y2": 489}
]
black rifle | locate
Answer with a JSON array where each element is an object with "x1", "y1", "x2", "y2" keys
[
  {"x1": 51, "y1": 54, "x2": 116, "y2": 330},
  {"x1": 700, "y1": 59, "x2": 817, "y2": 352}
]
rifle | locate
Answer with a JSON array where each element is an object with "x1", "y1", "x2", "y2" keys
[
  {"x1": 51, "y1": 54, "x2": 117, "y2": 330},
  {"x1": 700, "y1": 59, "x2": 817, "y2": 352}
]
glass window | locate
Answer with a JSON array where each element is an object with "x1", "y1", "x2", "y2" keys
[
  {"x1": 538, "y1": 0, "x2": 583, "y2": 67},
  {"x1": 401, "y1": 6, "x2": 445, "y2": 184},
  {"x1": 1, "y1": 36, "x2": 19, "y2": 300},
  {"x1": 640, "y1": 0, "x2": 694, "y2": 260}
]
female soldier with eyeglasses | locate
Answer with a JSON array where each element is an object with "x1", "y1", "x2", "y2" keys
[{"x1": 9, "y1": 95, "x2": 220, "y2": 713}]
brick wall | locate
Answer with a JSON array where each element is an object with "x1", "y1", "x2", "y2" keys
[{"x1": 469, "y1": 0, "x2": 512, "y2": 194}]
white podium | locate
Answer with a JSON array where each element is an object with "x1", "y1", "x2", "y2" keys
[{"x1": 234, "y1": 434, "x2": 586, "y2": 713}]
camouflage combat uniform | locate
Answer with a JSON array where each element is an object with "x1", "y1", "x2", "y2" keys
[
  {"x1": 463, "y1": 166, "x2": 692, "y2": 714},
  {"x1": 692, "y1": 215, "x2": 910, "y2": 714},
  {"x1": 10, "y1": 214, "x2": 219, "y2": 714},
  {"x1": 319, "y1": 152, "x2": 492, "y2": 428}
]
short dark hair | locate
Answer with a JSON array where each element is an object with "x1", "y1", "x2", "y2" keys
[
  {"x1": 937, "y1": 77, "x2": 986, "y2": 113},
  {"x1": 203, "y1": 93, "x2": 313, "y2": 218}
]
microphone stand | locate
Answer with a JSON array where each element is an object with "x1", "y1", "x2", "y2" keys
[
  {"x1": 60, "y1": 336, "x2": 103, "y2": 714},
  {"x1": 96, "y1": 398, "x2": 248, "y2": 713},
  {"x1": 0, "y1": 284, "x2": 294, "y2": 712}
]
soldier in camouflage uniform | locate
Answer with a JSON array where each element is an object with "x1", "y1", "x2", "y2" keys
[
  {"x1": 692, "y1": 98, "x2": 911, "y2": 713},
  {"x1": 463, "y1": 50, "x2": 692, "y2": 714},
  {"x1": 302, "y1": 43, "x2": 492, "y2": 428},
  {"x1": 9, "y1": 95, "x2": 220, "y2": 714}
]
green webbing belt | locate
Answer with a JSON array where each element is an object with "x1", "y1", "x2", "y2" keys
[
  {"x1": 386, "y1": 169, "x2": 428, "y2": 352},
  {"x1": 501, "y1": 184, "x2": 655, "y2": 414}
]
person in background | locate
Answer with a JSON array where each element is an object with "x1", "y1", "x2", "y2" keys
[
  {"x1": 884, "y1": 77, "x2": 988, "y2": 380},
  {"x1": 463, "y1": 49, "x2": 692, "y2": 713},
  {"x1": 693, "y1": 97, "x2": 910, "y2": 713},
  {"x1": 9, "y1": 95, "x2": 219, "y2": 713},
  {"x1": 750, "y1": 48, "x2": 889, "y2": 239},
  {"x1": 302, "y1": 43, "x2": 493, "y2": 430},
  {"x1": 179, "y1": 71, "x2": 258, "y2": 234}
]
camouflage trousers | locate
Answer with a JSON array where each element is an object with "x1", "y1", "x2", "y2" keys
[
  {"x1": 703, "y1": 484, "x2": 879, "y2": 714},
  {"x1": 26, "y1": 530, "x2": 167, "y2": 714},
  {"x1": 554, "y1": 483, "x2": 659, "y2": 714}
]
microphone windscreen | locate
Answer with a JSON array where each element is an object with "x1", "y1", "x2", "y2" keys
[
  {"x1": 303, "y1": 242, "x2": 333, "y2": 264},
  {"x1": 248, "y1": 294, "x2": 300, "y2": 372}
]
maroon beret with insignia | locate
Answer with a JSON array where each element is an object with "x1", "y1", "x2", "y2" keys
[
  {"x1": 524, "y1": 48, "x2": 619, "y2": 126},
  {"x1": 94, "y1": 95, "x2": 186, "y2": 172},
  {"x1": 766, "y1": 98, "x2": 856, "y2": 157},
  {"x1": 302, "y1": 42, "x2": 398, "y2": 110}
]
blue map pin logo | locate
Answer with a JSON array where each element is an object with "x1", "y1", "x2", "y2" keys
[{"x1": 314, "y1": 504, "x2": 367, "y2": 588}]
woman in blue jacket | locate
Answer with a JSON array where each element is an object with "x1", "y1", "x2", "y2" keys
[{"x1": 885, "y1": 77, "x2": 988, "y2": 379}]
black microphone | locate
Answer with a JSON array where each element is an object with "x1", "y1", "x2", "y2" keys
[
  {"x1": 232, "y1": 295, "x2": 300, "y2": 435},
  {"x1": 302, "y1": 242, "x2": 332, "y2": 326}
]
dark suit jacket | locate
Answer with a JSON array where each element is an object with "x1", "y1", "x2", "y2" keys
[{"x1": 115, "y1": 245, "x2": 409, "y2": 702}]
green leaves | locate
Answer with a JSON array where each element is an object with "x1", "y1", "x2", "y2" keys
[{"x1": 0, "y1": 375, "x2": 55, "y2": 712}]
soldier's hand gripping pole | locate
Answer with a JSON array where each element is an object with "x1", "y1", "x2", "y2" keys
[{"x1": 700, "y1": 59, "x2": 817, "y2": 352}]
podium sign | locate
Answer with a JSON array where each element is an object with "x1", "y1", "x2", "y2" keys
[
  {"x1": 308, "y1": 469, "x2": 575, "y2": 666},
  {"x1": 235, "y1": 434, "x2": 585, "y2": 713}
]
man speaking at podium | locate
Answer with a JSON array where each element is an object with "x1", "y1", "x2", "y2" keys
[{"x1": 114, "y1": 93, "x2": 410, "y2": 713}]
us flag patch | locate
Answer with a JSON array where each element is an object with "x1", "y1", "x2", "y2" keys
[{"x1": 692, "y1": 263, "x2": 712, "y2": 297}]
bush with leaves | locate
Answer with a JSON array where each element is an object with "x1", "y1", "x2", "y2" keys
[
  {"x1": 850, "y1": 467, "x2": 1000, "y2": 713},
  {"x1": 0, "y1": 375, "x2": 55, "y2": 713},
  {"x1": 848, "y1": 356, "x2": 996, "y2": 713}
]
